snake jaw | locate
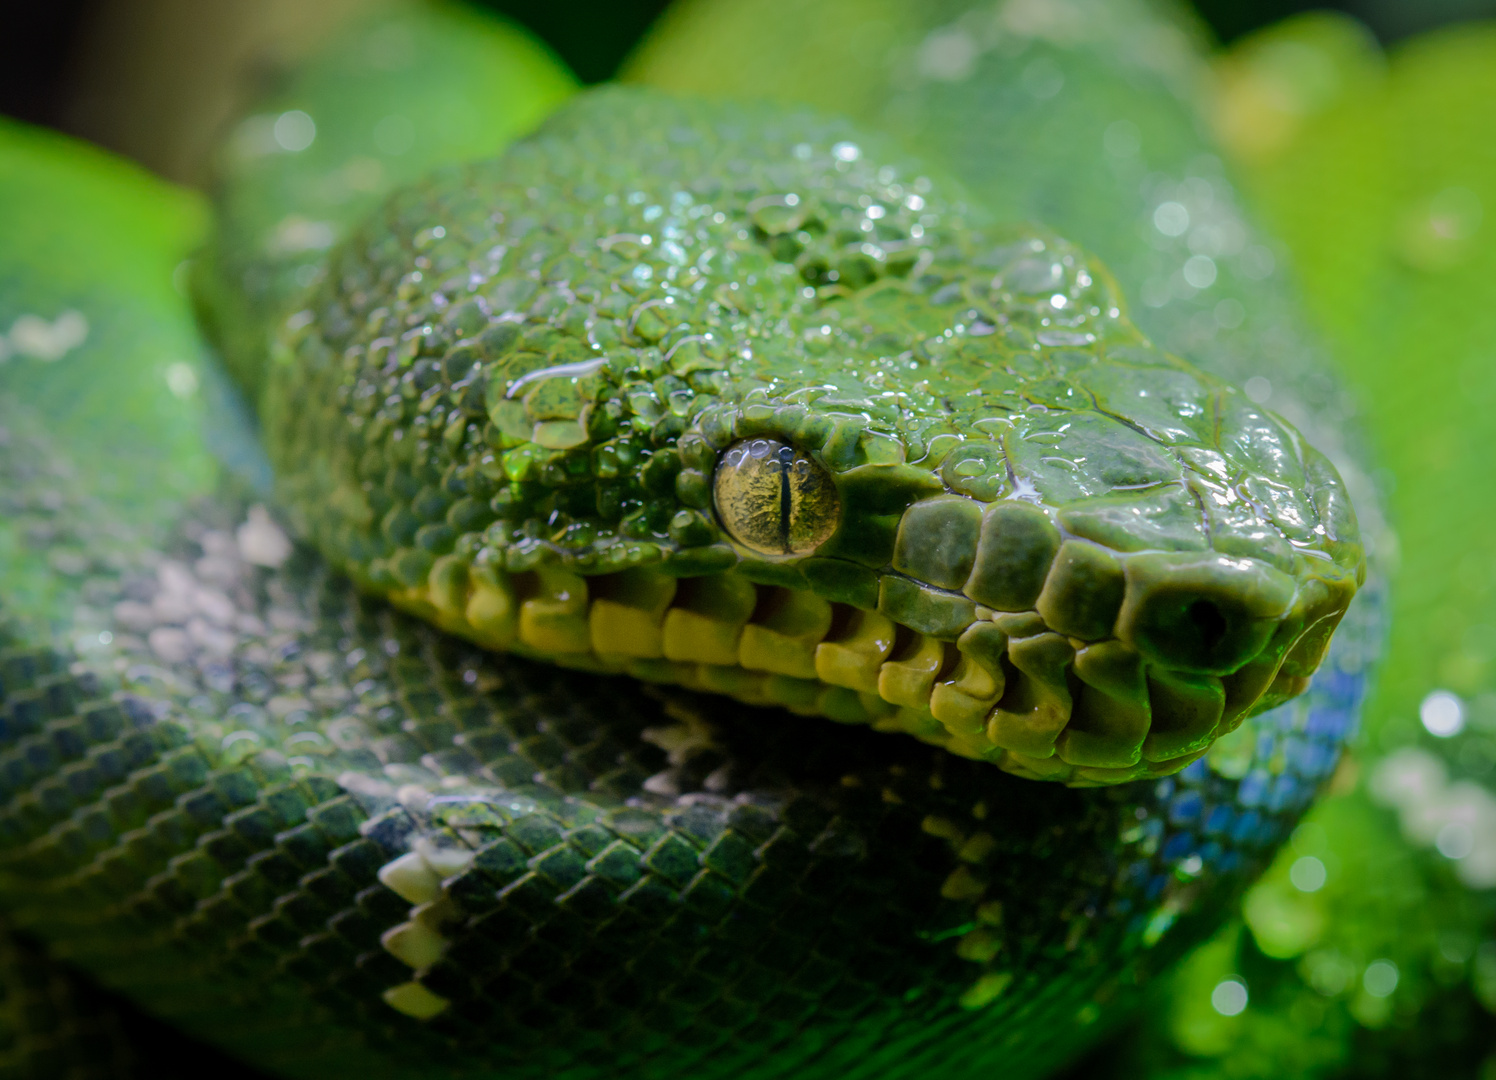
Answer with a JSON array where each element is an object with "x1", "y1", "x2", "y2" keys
[{"x1": 383, "y1": 506, "x2": 1354, "y2": 786}]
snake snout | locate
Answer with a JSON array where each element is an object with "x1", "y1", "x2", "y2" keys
[
  {"x1": 1116, "y1": 552, "x2": 1298, "y2": 675},
  {"x1": 860, "y1": 494, "x2": 1353, "y2": 782}
]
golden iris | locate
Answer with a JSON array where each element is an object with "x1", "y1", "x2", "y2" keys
[{"x1": 713, "y1": 438, "x2": 840, "y2": 556}]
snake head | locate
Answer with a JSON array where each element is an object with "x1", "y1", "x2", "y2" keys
[{"x1": 267, "y1": 87, "x2": 1364, "y2": 785}]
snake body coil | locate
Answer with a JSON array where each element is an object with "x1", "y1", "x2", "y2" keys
[{"x1": 0, "y1": 29, "x2": 1379, "y2": 1080}]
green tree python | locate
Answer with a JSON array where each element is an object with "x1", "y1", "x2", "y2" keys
[
  {"x1": 0, "y1": 2, "x2": 1387, "y2": 1077},
  {"x1": 635, "y1": 2, "x2": 1496, "y2": 1074}
]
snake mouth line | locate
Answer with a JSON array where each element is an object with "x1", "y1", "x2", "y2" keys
[{"x1": 391, "y1": 556, "x2": 1340, "y2": 786}]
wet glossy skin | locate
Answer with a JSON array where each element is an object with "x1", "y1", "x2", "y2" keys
[
  {"x1": 629, "y1": 0, "x2": 1491, "y2": 1071},
  {"x1": 0, "y1": 119, "x2": 1368, "y2": 1074},
  {"x1": 0, "y1": 359, "x2": 1369, "y2": 1079},
  {"x1": 0, "y1": 6, "x2": 1382, "y2": 1079},
  {"x1": 267, "y1": 90, "x2": 1362, "y2": 787}
]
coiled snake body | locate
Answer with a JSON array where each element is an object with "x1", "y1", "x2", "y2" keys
[{"x1": 0, "y1": 14, "x2": 1380, "y2": 1080}]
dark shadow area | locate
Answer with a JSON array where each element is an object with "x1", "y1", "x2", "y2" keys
[
  {"x1": 474, "y1": 0, "x2": 674, "y2": 83},
  {"x1": 111, "y1": 993, "x2": 277, "y2": 1080},
  {"x1": 0, "y1": 0, "x2": 94, "y2": 127}
]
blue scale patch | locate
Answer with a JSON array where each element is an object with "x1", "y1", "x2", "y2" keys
[{"x1": 1111, "y1": 581, "x2": 1379, "y2": 951}]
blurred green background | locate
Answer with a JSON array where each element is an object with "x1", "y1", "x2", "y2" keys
[{"x1": 2, "y1": 0, "x2": 1494, "y2": 185}]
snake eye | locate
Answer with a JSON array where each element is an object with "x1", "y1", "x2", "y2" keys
[{"x1": 714, "y1": 438, "x2": 840, "y2": 556}]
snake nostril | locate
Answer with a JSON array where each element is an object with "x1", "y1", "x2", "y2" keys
[
  {"x1": 1186, "y1": 599, "x2": 1228, "y2": 652},
  {"x1": 1117, "y1": 552, "x2": 1298, "y2": 675}
]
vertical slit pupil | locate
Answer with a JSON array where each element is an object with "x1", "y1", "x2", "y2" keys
[{"x1": 775, "y1": 445, "x2": 795, "y2": 553}]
